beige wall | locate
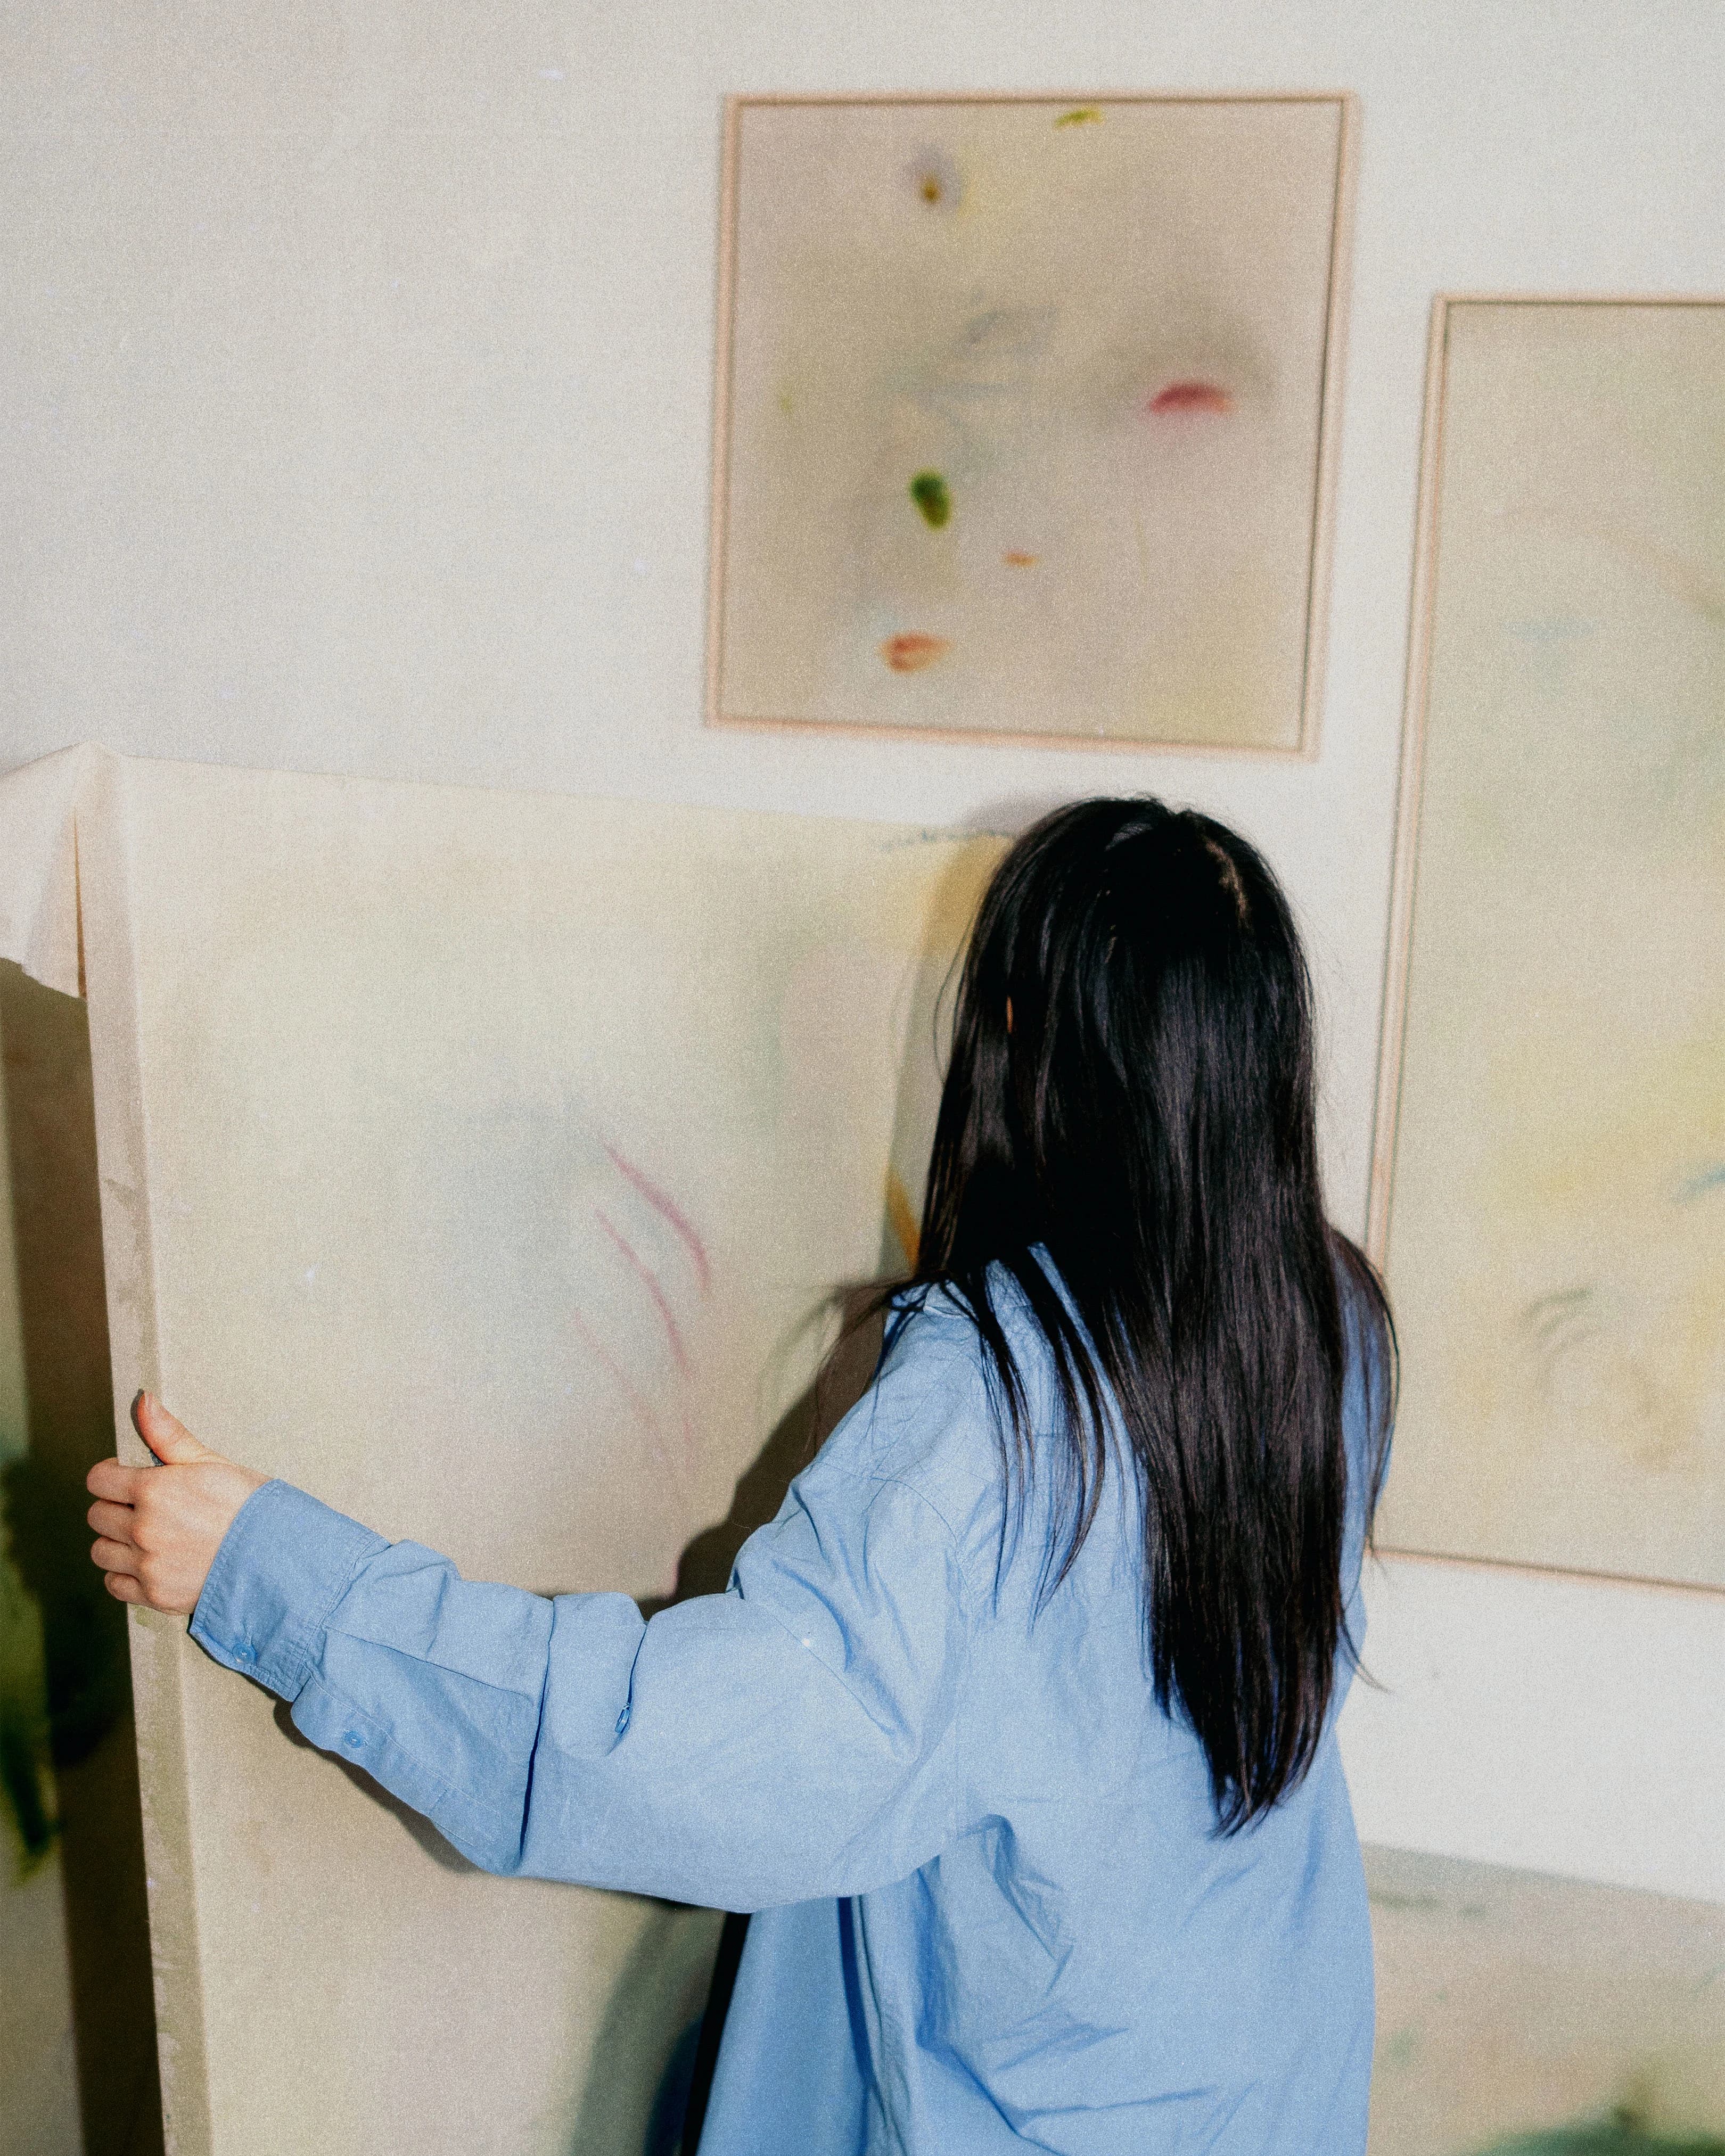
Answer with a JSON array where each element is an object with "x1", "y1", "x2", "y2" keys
[
  {"x1": 1, "y1": 0, "x2": 1720, "y2": 2055},
  {"x1": 3, "y1": 0, "x2": 1717, "y2": 1235}
]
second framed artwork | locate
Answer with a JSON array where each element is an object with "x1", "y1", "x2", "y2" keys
[
  {"x1": 706, "y1": 93, "x2": 1357, "y2": 754},
  {"x1": 1370, "y1": 295, "x2": 1725, "y2": 1592}
]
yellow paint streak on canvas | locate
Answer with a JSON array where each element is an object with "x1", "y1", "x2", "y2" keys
[{"x1": 885, "y1": 1167, "x2": 920, "y2": 1271}]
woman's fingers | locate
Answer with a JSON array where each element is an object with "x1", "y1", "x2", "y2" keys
[
  {"x1": 85, "y1": 1400, "x2": 264, "y2": 1617},
  {"x1": 87, "y1": 1499, "x2": 134, "y2": 1541},
  {"x1": 87, "y1": 1457, "x2": 144, "y2": 1503},
  {"x1": 132, "y1": 1392, "x2": 210, "y2": 1466}
]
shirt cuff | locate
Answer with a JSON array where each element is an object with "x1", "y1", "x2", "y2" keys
[{"x1": 190, "y1": 1480, "x2": 389, "y2": 1701}]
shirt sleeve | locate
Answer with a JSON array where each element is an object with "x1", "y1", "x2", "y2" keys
[{"x1": 188, "y1": 1391, "x2": 975, "y2": 1911}]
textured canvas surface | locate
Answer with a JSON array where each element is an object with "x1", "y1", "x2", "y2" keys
[
  {"x1": 711, "y1": 95, "x2": 1349, "y2": 749},
  {"x1": 1379, "y1": 302, "x2": 1725, "y2": 1586},
  {"x1": 1367, "y1": 1844, "x2": 1725, "y2": 2154},
  {"x1": 0, "y1": 750, "x2": 999, "y2": 2155}
]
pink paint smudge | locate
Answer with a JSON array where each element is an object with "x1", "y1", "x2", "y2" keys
[
  {"x1": 602, "y1": 1142, "x2": 711, "y2": 1294},
  {"x1": 597, "y1": 1211, "x2": 690, "y2": 1373},
  {"x1": 1146, "y1": 380, "x2": 1233, "y2": 417}
]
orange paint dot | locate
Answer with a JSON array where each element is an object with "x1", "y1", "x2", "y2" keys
[
  {"x1": 1147, "y1": 380, "x2": 1233, "y2": 416},
  {"x1": 882, "y1": 632, "x2": 949, "y2": 673},
  {"x1": 1003, "y1": 549, "x2": 1038, "y2": 567}
]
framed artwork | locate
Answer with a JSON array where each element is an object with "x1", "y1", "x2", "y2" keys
[
  {"x1": 1366, "y1": 1844, "x2": 1725, "y2": 2154},
  {"x1": 707, "y1": 93, "x2": 1357, "y2": 754},
  {"x1": 1369, "y1": 298, "x2": 1725, "y2": 1590}
]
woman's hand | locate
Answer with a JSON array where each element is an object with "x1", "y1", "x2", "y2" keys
[{"x1": 86, "y1": 1394, "x2": 267, "y2": 1615}]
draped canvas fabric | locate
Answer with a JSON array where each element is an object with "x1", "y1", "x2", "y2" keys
[{"x1": 0, "y1": 747, "x2": 998, "y2": 2155}]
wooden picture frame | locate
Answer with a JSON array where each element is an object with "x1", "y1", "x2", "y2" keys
[
  {"x1": 1368, "y1": 293, "x2": 1725, "y2": 1595},
  {"x1": 705, "y1": 91, "x2": 1358, "y2": 757}
]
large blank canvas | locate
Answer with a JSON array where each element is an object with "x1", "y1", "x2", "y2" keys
[
  {"x1": 0, "y1": 748, "x2": 999, "y2": 2155},
  {"x1": 709, "y1": 95, "x2": 1352, "y2": 752},
  {"x1": 1366, "y1": 1845, "x2": 1725, "y2": 2153},
  {"x1": 1374, "y1": 301, "x2": 1725, "y2": 1588}
]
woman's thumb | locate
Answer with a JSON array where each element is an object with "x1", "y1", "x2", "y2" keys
[{"x1": 132, "y1": 1390, "x2": 210, "y2": 1466}]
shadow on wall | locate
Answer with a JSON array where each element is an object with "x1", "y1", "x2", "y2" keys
[{"x1": 0, "y1": 959, "x2": 162, "y2": 2156}]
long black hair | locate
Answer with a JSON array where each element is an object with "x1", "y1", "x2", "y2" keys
[{"x1": 900, "y1": 797, "x2": 1395, "y2": 1832}]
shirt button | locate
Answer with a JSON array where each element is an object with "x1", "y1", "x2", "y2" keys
[{"x1": 343, "y1": 1731, "x2": 364, "y2": 1749}]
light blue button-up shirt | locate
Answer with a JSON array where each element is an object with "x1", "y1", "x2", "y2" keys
[{"x1": 191, "y1": 1277, "x2": 1381, "y2": 2154}]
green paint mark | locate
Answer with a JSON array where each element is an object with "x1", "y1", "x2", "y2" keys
[
  {"x1": 1, "y1": 1552, "x2": 56, "y2": 1872},
  {"x1": 1, "y1": 1441, "x2": 132, "y2": 1874},
  {"x1": 909, "y1": 471, "x2": 951, "y2": 528},
  {"x1": 1469, "y1": 2119, "x2": 1725, "y2": 2154},
  {"x1": 1367, "y1": 1887, "x2": 1444, "y2": 1913},
  {"x1": 1055, "y1": 105, "x2": 1103, "y2": 127},
  {"x1": 1377, "y1": 2027, "x2": 1419, "y2": 2073}
]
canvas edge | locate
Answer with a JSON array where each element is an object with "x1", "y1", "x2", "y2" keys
[
  {"x1": 707, "y1": 87, "x2": 1362, "y2": 110},
  {"x1": 75, "y1": 754, "x2": 216, "y2": 2156},
  {"x1": 702, "y1": 87, "x2": 1354, "y2": 759},
  {"x1": 1370, "y1": 1541, "x2": 1725, "y2": 1606},
  {"x1": 1386, "y1": 290, "x2": 1725, "y2": 309},
  {"x1": 703, "y1": 95, "x2": 745, "y2": 742},
  {"x1": 705, "y1": 712, "x2": 1312, "y2": 759},
  {"x1": 1291, "y1": 90, "x2": 1360, "y2": 763},
  {"x1": 1363, "y1": 293, "x2": 1451, "y2": 1268}
]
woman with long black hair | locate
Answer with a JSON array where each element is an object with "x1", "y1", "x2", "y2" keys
[{"x1": 88, "y1": 797, "x2": 1395, "y2": 2153}]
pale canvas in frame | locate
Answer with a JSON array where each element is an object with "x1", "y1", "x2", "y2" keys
[
  {"x1": 708, "y1": 94, "x2": 1353, "y2": 753},
  {"x1": 1372, "y1": 300, "x2": 1725, "y2": 1589},
  {"x1": 1365, "y1": 1844, "x2": 1725, "y2": 2154},
  {"x1": 0, "y1": 748, "x2": 999, "y2": 2155}
]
